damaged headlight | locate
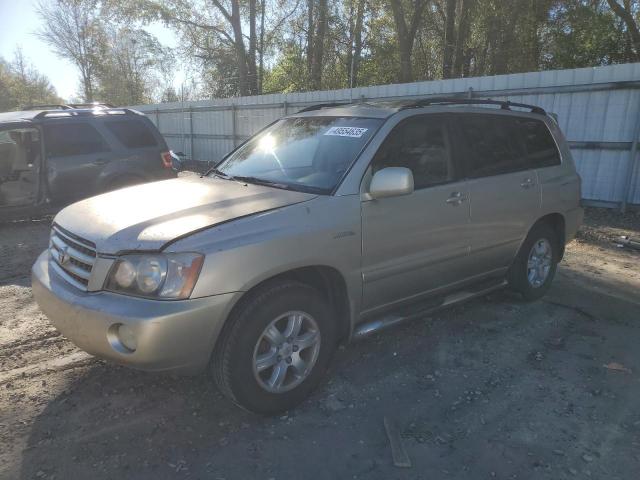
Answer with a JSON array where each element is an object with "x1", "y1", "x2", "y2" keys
[{"x1": 105, "y1": 253, "x2": 204, "y2": 299}]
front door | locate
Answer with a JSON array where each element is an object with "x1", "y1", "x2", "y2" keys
[
  {"x1": 360, "y1": 114, "x2": 472, "y2": 313},
  {"x1": 0, "y1": 124, "x2": 41, "y2": 208}
]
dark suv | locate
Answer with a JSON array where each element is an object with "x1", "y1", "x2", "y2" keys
[{"x1": 0, "y1": 105, "x2": 177, "y2": 220}]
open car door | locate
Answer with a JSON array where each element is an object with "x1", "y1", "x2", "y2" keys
[{"x1": 0, "y1": 123, "x2": 42, "y2": 213}]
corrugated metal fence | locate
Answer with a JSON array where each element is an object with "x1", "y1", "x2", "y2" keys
[{"x1": 131, "y1": 63, "x2": 640, "y2": 208}]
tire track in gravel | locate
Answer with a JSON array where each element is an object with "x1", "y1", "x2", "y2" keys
[
  {"x1": 0, "y1": 351, "x2": 95, "y2": 385},
  {"x1": 0, "y1": 331, "x2": 64, "y2": 356}
]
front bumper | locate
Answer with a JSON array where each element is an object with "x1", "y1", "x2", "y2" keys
[{"x1": 31, "y1": 250, "x2": 240, "y2": 374}]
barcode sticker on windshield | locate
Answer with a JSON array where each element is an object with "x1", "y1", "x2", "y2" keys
[{"x1": 324, "y1": 127, "x2": 368, "y2": 138}]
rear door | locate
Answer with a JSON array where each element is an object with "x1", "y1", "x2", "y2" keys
[
  {"x1": 517, "y1": 117, "x2": 579, "y2": 212},
  {"x1": 0, "y1": 124, "x2": 42, "y2": 208},
  {"x1": 43, "y1": 121, "x2": 114, "y2": 203},
  {"x1": 361, "y1": 114, "x2": 472, "y2": 313},
  {"x1": 452, "y1": 113, "x2": 540, "y2": 276}
]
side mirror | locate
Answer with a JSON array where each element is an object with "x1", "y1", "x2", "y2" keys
[{"x1": 369, "y1": 167, "x2": 414, "y2": 199}]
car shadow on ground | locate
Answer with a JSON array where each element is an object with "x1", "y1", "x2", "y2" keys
[{"x1": 19, "y1": 263, "x2": 640, "y2": 480}]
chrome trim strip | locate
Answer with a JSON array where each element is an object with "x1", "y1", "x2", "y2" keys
[
  {"x1": 48, "y1": 225, "x2": 97, "y2": 291},
  {"x1": 52, "y1": 225, "x2": 96, "y2": 251},
  {"x1": 50, "y1": 235, "x2": 95, "y2": 265},
  {"x1": 50, "y1": 261, "x2": 90, "y2": 291},
  {"x1": 50, "y1": 248, "x2": 91, "y2": 280}
]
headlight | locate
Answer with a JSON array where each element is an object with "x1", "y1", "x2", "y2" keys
[{"x1": 105, "y1": 253, "x2": 204, "y2": 299}]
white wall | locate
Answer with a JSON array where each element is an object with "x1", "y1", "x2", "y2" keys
[{"x1": 131, "y1": 63, "x2": 640, "y2": 207}]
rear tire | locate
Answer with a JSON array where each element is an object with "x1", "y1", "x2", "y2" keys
[
  {"x1": 508, "y1": 223, "x2": 560, "y2": 301},
  {"x1": 211, "y1": 281, "x2": 337, "y2": 414}
]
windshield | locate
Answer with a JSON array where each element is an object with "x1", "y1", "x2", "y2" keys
[{"x1": 212, "y1": 116, "x2": 382, "y2": 193}]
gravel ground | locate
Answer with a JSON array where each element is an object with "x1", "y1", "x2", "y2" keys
[{"x1": 1, "y1": 207, "x2": 639, "y2": 480}]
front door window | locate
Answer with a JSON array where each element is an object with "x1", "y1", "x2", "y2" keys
[{"x1": 0, "y1": 127, "x2": 41, "y2": 208}]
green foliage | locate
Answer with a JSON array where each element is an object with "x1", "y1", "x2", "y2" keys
[
  {"x1": 94, "y1": 28, "x2": 174, "y2": 105},
  {"x1": 544, "y1": 1, "x2": 629, "y2": 69},
  {"x1": 26, "y1": 0, "x2": 640, "y2": 103},
  {"x1": 0, "y1": 51, "x2": 62, "y2": 112},
  {"x1": 262, "y1": 43, "x2": 310, "y2": 93}
]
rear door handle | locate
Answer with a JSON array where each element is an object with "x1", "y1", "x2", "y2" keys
[
  {"x1": 446, "y1": 191, "x2": 466, "y2": 206},
  {"x1": 520, "y1": 177, "x2": 535, "y2": 189},
  {"x1": 93, "y1": 158, "x2": 108, "y2": 166}
]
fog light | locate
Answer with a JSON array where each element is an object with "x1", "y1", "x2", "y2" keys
[{"x1": 117, "y1": 324, "x2": 137, "y2": 352}]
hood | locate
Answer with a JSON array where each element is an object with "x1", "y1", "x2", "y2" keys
[{"x1": 54, "y1": 176, "x2": 316, "y2": 254}]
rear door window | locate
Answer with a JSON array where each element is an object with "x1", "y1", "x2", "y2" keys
[
  {"x1": 372, "y1": 115, "x2": 454, "y2": 189},
  {"x1": 44, "y1": 123, "x2": 109, "y2": 157},
  {"x1": 455, "y1": 115, "x2": 527, "y2": 178},
  {"x1": 517, "y1": 119, "x2": 561, "y2": 168},
  {"x1": 104, "y1": 119, "x2": 158, "y2": 148}
]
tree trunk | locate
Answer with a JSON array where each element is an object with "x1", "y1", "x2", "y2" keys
[
  {"x1": 310, "y1": 0, "x2": 327, "y2": 90},
  {"x1": 258, "y1": 0, "x2": 265, "y2": 93},
  {"x1": 346, "y1": 1, "x2": 355, "y2": 87},
  {"x1": 229, "y1": 0, "x2": 250, "y2": 96},
  {"x1": 248, "y1": 0, "x2": 258, "y2": 94},
  {"x1": 389, "y1": 0, "x2": 427, "y2": 83},
  {"x1": 352, "y1": 0, "x2": 365, "y2": 87},
  {"x1": 442, "y1": 0, "x2": 456, "y2": 78},
  {"x1": 306, "y1": 0, "x2": 314, "y2": 78},
  {"x1": 81, "y1": 64, "x2": 93, "y2": 101},
  {"x1": 453, "y1": 0, "x2": 472, "y2": 77}
]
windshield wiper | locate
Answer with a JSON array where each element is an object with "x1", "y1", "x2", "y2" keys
[
  {"x1": 207, "y1": 167, "x2": 234, "y2": 180},
  {"x1": 232, "y1": 176, "x2": 291, "y2": 190},
  {"x1": 207, "y1": 171, "x2": 324, "y2": 194},
  {"x1": 233, "y1": 176, "x2": 328, "y2": 194}
]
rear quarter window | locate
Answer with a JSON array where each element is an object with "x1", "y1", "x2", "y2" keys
[
  {"x1": 517, "y1": 119, "x2": 561, "y2": 168},
  {"x1": 44, "y1": 123, "x2": 109, "y2": 157},
  {"x1": 104, "y1": 119, "x2": 158, "y2": 148}
]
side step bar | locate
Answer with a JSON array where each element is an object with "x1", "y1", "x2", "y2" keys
[{"x1": 353, "y1": 280, "x2": 508, "y2": 340}]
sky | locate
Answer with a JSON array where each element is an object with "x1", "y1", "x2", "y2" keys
[{"x1": 0, "y1": 0, "x2": 180, "y2": 102}]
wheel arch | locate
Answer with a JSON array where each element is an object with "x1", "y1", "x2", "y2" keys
[
  {"x1": 217, "y1": 265, "x2": 353, "y2": 350},
  {"x1": 531, "y1": 212, "x2": 566, "y2": 259},
  {"x1": 509, "y1": 212, "x2": 567, "y2": 280}
]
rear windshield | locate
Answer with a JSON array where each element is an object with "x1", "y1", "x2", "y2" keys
[
  {"x1": 104, "y1": 119, "x2": 158, "y2": 148},
  {"x1": 213, "y1": 116, "x2": 382, "y2": 194}
]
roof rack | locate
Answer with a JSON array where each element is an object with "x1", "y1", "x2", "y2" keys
[
  {"x1": 399, "y1": 97, "x2": 546, "y2": 115},
  {"x1": 297, "y1": 102, "x2": 352, "y2": 113},
  {"x1": 23, "y1": 104, "x2": 72, "y2": 111},
  {"x1": 66, "y1": 102, "x2": 115, "y2": 109},
  {"x1": 34, "y1": 108, "x2": 133, "y2": 119},
  {"x1": 23, "y1": 102, "x2": 116, "y2": 111}
]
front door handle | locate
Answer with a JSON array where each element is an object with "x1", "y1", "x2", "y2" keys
[
  {"x1": 520, "y1": 177, "x2": 535, "y2": 189},
  {"x1": 446, "y1": 191, "x2": 466, "y2": 206},
  {"x1": 93, "y1": 158, "x2": 109, "y2": 166}
]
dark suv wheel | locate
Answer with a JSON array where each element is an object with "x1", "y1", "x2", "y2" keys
[
  {"x1": 508, "y1": 223, "x2": 560, "y2": 301},
  {"x1": 211, "y1": 281, "x2": 337, "y2": 414}
]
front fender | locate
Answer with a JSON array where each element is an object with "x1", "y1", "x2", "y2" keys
[{"x1": 166, "y1": 195, "x2": 364, "y2": 325}]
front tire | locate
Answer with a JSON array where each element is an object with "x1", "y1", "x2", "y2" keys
[
  {"x1": 508, "y1": 223, "x2": 560, "y2": 301},
  {"x1": 211, "y1": 281, "x2": 337, "y2": 414}
]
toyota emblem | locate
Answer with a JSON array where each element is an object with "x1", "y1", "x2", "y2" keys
[{"x1": 59, "y1": 246, "x2": 71, "y2": 265}]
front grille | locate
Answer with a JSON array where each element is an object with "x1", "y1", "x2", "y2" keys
[{"x1": 49, "y1": 224, "x2": 97, "y2": 291}]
